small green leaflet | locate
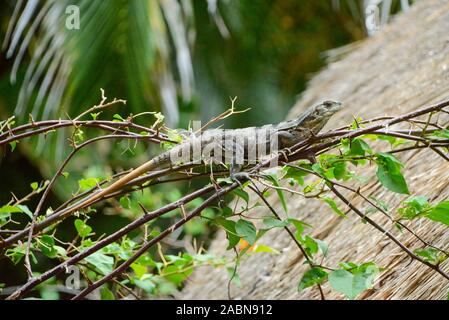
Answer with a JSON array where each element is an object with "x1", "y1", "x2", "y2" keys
[
  {"x1": 235, "y1": 219, "x2": 257, "y2": 245},
  {"x1": 253, "y1": 244, "x2": 280, "y2": 254},
  {"x1": 428, "y1": 129, "x2": 449, "y2": 139},
  {"x1": 328, "y1": 262, "x2": 380, "y2": 299},
  {"x1": 84, "y1": 251, "x2": 114, "y2": 275},
  {"x1": 349, "y1": 138, "x2": 371, "y2": 156},
  {"x1": 119, "y1": 196, "x2": 131, "y2": 209},
  {"x1": 100, "y1": 287, "x2": 115, "y2": 300},
  {"x1": 90, "y1": 112, "x2": 100, "y2": 120},
  {"x1": 288, "y1": 218, "x2": 312, "y2": 239},
  {"x1": 375, "y1": 153, "x2": 409, "y2": 194},
  {"x1": 329, "y1": 269, "x2": 367, "y2": 299},
  {"x1": 298, "y1": 267, "x2": 328, "y2": 291},
  {"x1": 74, "y1": 219, "x2": 92, "y2": 238},
  {"x1": 0, "y1": 205, "x2": 23, "y2": 214},
  {"x1": 265, "y1": 174, "x2": 288, "y2": 213},
  {"x1": 397, "y1": 196, "x2": 430, "y2": 220},
  {"x1": 162, "y1": 265, "x2": 193, "y2": 286},
  {"x1": 427, "y1": 200, "x2": 449, "y2": 227},
  {"x1": 283, "y1": 164, "x2": 311, "y2": 185},
  {"x1": 322, "y1": 197, "x2": 346, "y2": 217},
  {"x1": 231, "y1": 188, "x2": 250, "y2": 205},
  {"x1": 9, "y1": 141, "x2": 17, "y2": 152},
  {"x1": 78, "y1": 177, "x2": 99, "y2": 191},
  {"x1": 215, "y1": 218, "x2": 240, "y2": 249},
  {"x1": 0, "y1": 204, "x2": 33, "y2": 222},
  {"x1": 134, "y1": 275, "x2": 156, "y2": 294},
  {"x1": 38, "y1": 235, "x2": 57, "y2": 259},
  {"x1": 262, "y1": 217, "x2": 289, "y2": 229},
  {"x1": 113, "y1": 114, "x2": 125, "y2": 121},
  {"x1": 414, "y1": 248, "x2": 439, "y2": 264}
]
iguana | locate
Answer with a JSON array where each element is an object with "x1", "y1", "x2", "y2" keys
[
  {"x1": 70, "y1": 99, "x2": 342, "y2": 204},
  {"x1": 0, "y1": 100, "x2": 342, "y2": 247}
]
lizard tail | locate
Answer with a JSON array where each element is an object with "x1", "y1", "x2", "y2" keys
[
  {"x1": 58, "y1": 156, "x2": 165, "y2": 221},
  {"x1": 0, "y1": 157, "x2": 164, "y2": 250}
]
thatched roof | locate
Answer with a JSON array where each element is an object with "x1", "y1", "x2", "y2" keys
[{"x1": 180, "y1": 0, "x2": 449, "y2": 299}]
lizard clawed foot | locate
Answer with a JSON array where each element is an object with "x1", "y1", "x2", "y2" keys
[{"x1": 278, "y1": 148, "x2": 292, "y2": 162}]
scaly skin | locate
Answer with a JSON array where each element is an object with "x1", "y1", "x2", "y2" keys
[{"x1": 0, "y1": 100, "x2": 342, "y2": 248}]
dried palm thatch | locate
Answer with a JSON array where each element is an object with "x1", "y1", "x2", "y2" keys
[{"x1": 180, "y1": 0, "x2": 449, "y2": 300}]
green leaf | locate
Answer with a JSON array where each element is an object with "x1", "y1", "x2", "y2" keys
[
  {"x1": 427, "y1": 200, "x2": 449, "y2": 226},
  {"x1": 9, "y1": 141, "x2": 17, "y2": 152},
  {"x1": 113, "y1": 114, "x2": 125, "y2": 121},
  {"x1": 85, "y1": 251, "x2": 114, "y2": 275},
  {"x1": 288, "y1": 218, "x2": 311, "y2": 240},
  {"x1": 329, "y1": 263, "x2": 379, "y2": 299},
  {"x1": 39, "y1": 235, "x2": 57, "y2": 259},
  {"x1": 349, "y1": 138, "x2": 371, "y2": 156},
  {"x1": 303, "y1": 235, "x2": 318, "y2": 255},
  {"x1": 375, "y1": 153, "x2": 409, "y2": 194},
  {"x1": 312, "y1": 162, "x2": 334, "y2": 180},
  {"x1": 235, "y1": 219, "x2": 257, "y2": 245},
  {"x1": 265, "y1": 174, "x2": 288, "y2": 213},
  {"x1": 30, "y1": 182, "x2": 39, "y2": 190},
  {"x1": 0, "y1": 205, "x2": 23, "y2": 214},
  {"x1": 119, "y1": 196, "x2": 131, "y2": 209},
  {"x1": 0, "y1": 204, "x2": 26, "y2": 225},
  {"x1": 322, "y1": 197, "x2": 346, "y2": 217},
  {"x1": 298, "y1": 267, "x2": 328, "y2": 291},
  {"x1": 17, "y1": 205, "x2": 33, "y2": 220},
  {"x1": 428, "y1": 129, "x2": 449, "y2": 139},
  {"x1": 283, "y1": 164, "x2": 311, "y2": 185},
  {"x1": 377, "y1": 134, "x2": 397, "y2": 145},
  {"x1": 329, "y1": 269, "x2": 365, "y2": 299},
  {"x1": 397, "y1": 196, "x2": 430, "y2": 220},
  {"x1": 315, "y1": 239, "x2": 329, "y2": 257},
  {"x1": 220, "y1": 206, "x2": 233, "y2": 218},
  {"x1": 74, "y1": 219, "x2": 92, "y2": 238},
  {"x1": 162, "y1": 265, "x2": 193, "y2": 286},
  {"x1": 227, "y1": 267, "x2": 241, "y2": 287},
  {"x1": 232, "y1": 188, "x2": 250, "y2": 205},
  {"x1": 39, "y1": 286, "x2": 59, "y2": 300},
  {"x1": 78, "y1": 178, "x2": 99, "y2": 191},
  {"x1": 134, "y1": 276, "x2": 156, "y2": 294},
  {"x1": 100, "y1": 287, "x2": 115, "y2": 300},
  {"x1": 414, "y1": 248, "x2": 439, "y2": 264},
  {"x1": 131, "y1": 263, "x2": 148, "y2": 278},
  {"x1": 253, "y1": 244, "x2": 280, "y2": 254},
  {"x1": 332, "y1": 161, "x2": 348, "y2": 180},
  {"x1": 215, "y1": 218, "x2": 241, "y2": 249},
  {"x1": 262, "y1": 217, "x2": 289, "y2": 229}
]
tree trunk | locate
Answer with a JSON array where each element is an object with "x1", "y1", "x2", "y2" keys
[{"x1": 180, "y1": 0, "x2": 449, "y2": 300}]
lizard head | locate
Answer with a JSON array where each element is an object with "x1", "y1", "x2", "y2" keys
[
  {"x1": 291, "y1": 100, "x2": 343, "y2": 134},
  {"x1": 315, "y1": 100, "x2": 343, "y2": 118}
]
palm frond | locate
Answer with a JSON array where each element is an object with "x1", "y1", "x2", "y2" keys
[{"x1": 2, "y1": 0, "x2": 207, "y2": 127}]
